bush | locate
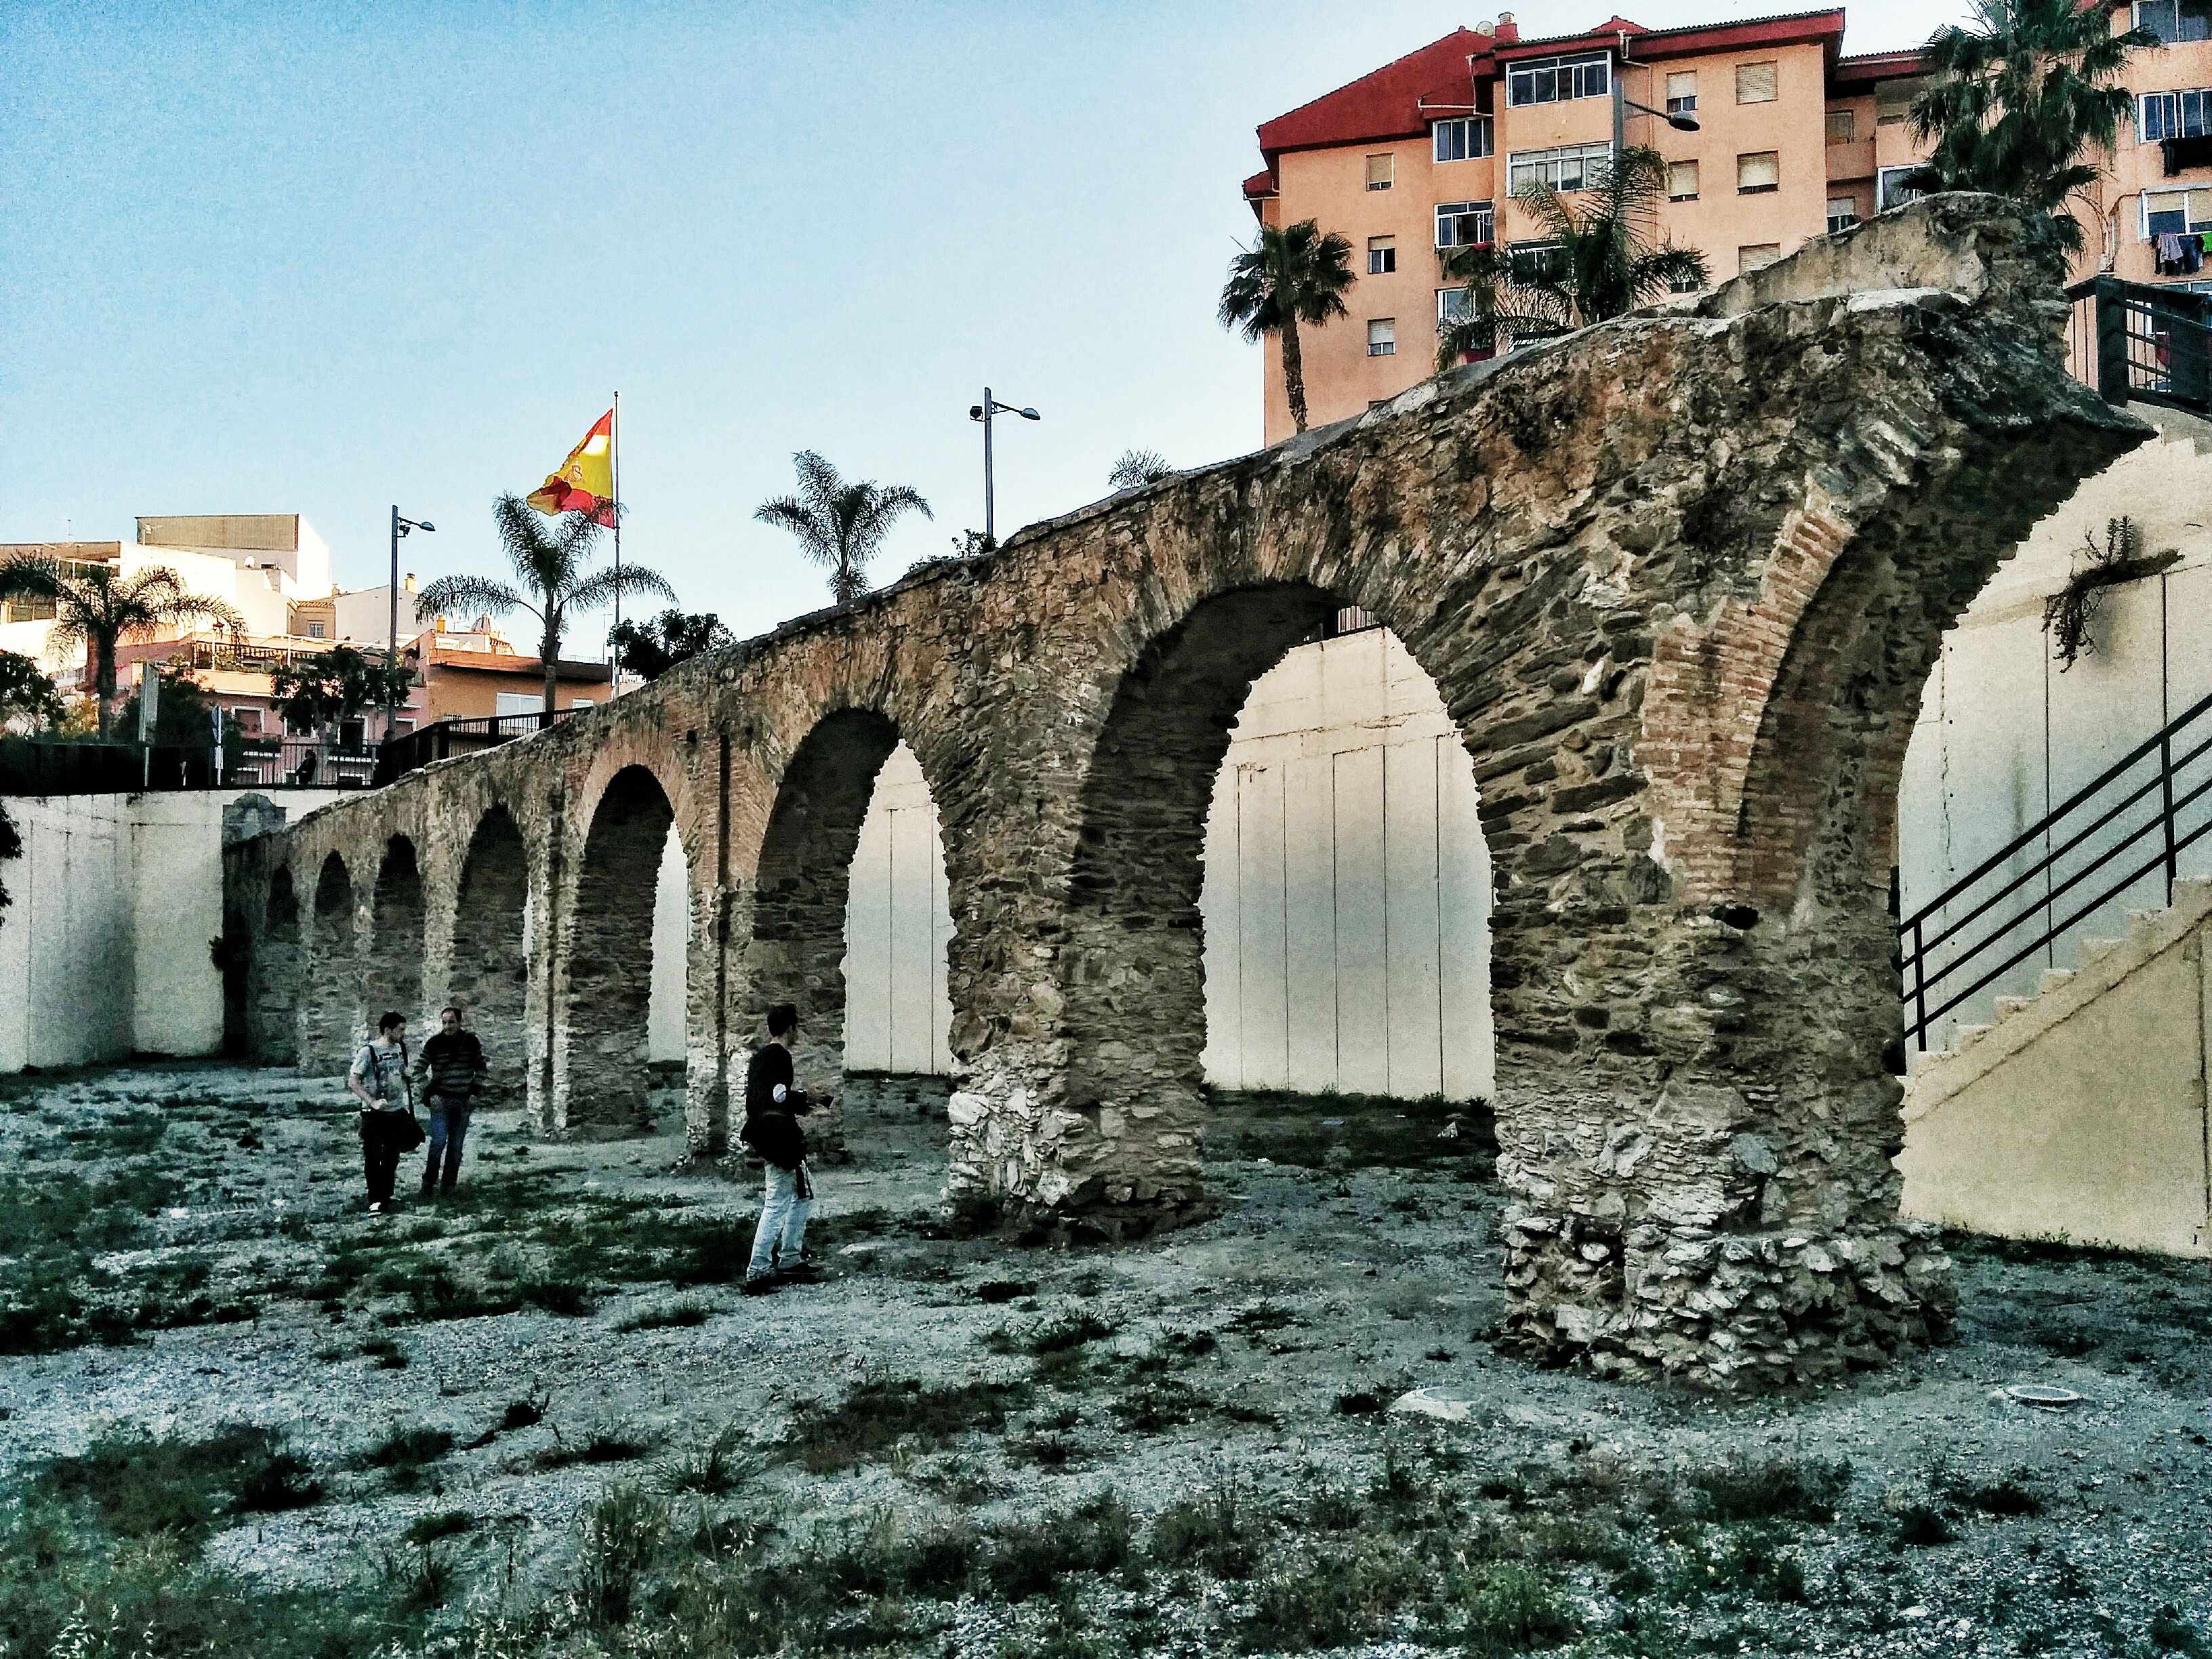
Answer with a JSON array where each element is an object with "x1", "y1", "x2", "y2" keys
[
  {"x1": 578, "y1": 1486, "x2": 672, "y2": 1626},
  {"x1": 1690, "y1": 1452, "x2": 1852, "y2": 1523},
  {"x1": 35, "y1": 1425, "x2": 318, "y2": 1542},
  {"x1": 1150, "y1": 1473, "x2": 1261, "y2": 1580},
  {"x1": 1458, "y1": 1562, "x2": 1580, "y2": 1652},
  {"x1": 781, "y1": 1376, "x2": 1027, "y2": 1473}
]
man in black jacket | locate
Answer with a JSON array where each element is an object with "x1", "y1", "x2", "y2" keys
[
  {"x1": 739, "y1": 1003, "x2": 819, "y2": 1292},
  {"x1": 411, "y1": 1005, "x2": 487, "y2": 1197}
]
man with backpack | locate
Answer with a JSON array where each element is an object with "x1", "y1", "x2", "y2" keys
[
  {"x1": 739, "y1": 1003, "x2": 822, "y2": 1294},
  {"x1": 347, "y1": 1010, "x2": 420, "y2": 1214},
  {"x1": 412, "y1": 1004, "x2": 488, "y2": 1197}
]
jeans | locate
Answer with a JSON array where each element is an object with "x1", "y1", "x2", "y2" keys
[
  {"x1": 745, "y1": 1164, "x2": 813, "y2": 1280},
  {"x1": 360, "y1": 1111, "x2": 404, "y2": 1204},
  {"x1": 422, "y1": 1099, "x2": 473, "y2": 1193}
]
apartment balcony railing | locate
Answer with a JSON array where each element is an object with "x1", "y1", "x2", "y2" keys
[
  {"x1": 2067, "y1": 276, "x2": 2212, "y2": 414},
  {"x1": 372, "y1": 708, "x2": 580, "y2": 789}
]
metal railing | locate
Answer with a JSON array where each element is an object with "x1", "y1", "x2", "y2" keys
[
  {"x1": 373, "y1": 707, "x2": 579, "y2": 788},
  {"x1": 2067, "y1": 276, "x2": 2212, "y2": 413},
  {"x1": 228, "y1": 737, "x2": 381, "y2": 790},
  {"x1": 1898, "y1": 687, "x2": 2212, "y2": 1050}
]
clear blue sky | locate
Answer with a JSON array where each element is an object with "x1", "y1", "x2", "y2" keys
[{"x1": 4, "y1": 0, "x2": 1957, "y2": 645}]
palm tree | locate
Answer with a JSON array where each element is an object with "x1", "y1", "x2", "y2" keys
[
  {"x1": 1108, "y1": 449, "x2": 1175, "y2": 490},
  {"x1": 1218, "y1": 220, "x2": 1357, "y2": 433},
  {"x1": 0, "y1": 558, "x2": 242, "y2": 738},
  {"x1": 1437, "y1": 148, "x2": 1708, "y2": 366},
  {"x1": 415, "y1": 495, "x2": 675, "y2": 717},
  {"x1": 1905, "y1": 0, "x2": 2155, "y2": 253},
  {"x1": 754, "y1": 451, "x2": 932, "y2": 606}
]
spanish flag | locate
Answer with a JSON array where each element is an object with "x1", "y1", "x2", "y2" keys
[{"x1": 526, "y1": 409, "x2": 616, "y2": 525}]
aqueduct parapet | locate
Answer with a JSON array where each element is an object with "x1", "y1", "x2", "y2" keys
[{"x1": 225, "y1": 198, "x2": 2148, "y2": 1387}]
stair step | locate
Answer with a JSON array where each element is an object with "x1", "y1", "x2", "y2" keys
[
  {"x1": 1993, "y1": 996, "x2": 2034, "y2": 1023},
  {"x1": 2079, "y1": 937, "x2": 2122, "y2": 964},
  {"x1": 1953, "y1": 1023, "x2": 1995, "y2": 1051},
  {"x1": 2038, "y1": 968, "x2": 2076, "y2": 996},
  {"x1": 2127, "y1": 908, "x2": 2160, "y2": 935}
]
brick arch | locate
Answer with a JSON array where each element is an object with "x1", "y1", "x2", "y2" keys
[
  {"x1": 450, "y1": 803, "x2": 531, "y2": 1108},
  {"x1": 559, "y1": 763, "x2": 680, "y2": 1134},
  {"x1": 251, "y1": 866, "x2": 300, "y2": 1065},
  {"x1": 305, "y1": 851, "x2": 359, "y2": 1076},
  {"x1": 225, "y1": 199, "x2": 2148, "y2": 1387},
  {"x1": 367, "y1": 834, "x2": 426, "y2": 1033}
]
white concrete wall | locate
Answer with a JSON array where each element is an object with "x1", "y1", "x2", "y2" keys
[
  {"x1": 1898, "y1": 407, "x2": 2212, "y2": 1057},
  {"x1": 0, "y1": 789, "x2": 347, "y2": 1072},
  {"x1": 1200, "y1": 627, "x2": 1494, "y2": 1102}
]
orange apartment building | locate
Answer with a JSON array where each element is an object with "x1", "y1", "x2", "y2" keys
[{"x1": 1244, "y1": 1, "x2": 2212, "y2": 441}]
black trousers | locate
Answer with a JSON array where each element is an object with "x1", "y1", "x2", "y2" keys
[{"x1": 360, "y1": 1111, "x2": 406, "y2": 1203}]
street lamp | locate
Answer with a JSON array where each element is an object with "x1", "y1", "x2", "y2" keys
[
  {"x1": 967, "y1": 388, "x2": 1040, "y2": 544},
  {"x1": 1612, "y1": 61, "x2": 1700, "y2": 155},
  {"x1": 389, "y1": 506, "x2": 434, "y2": 739}
]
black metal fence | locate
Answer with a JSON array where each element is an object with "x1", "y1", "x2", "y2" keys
[
  {"x1": 1898, "y1": 686, "x2": 2212, "y2": 1050},
  {"x1": 372, "y1": 708, "x2": 579, "y2": 788},
  {"x1": 2067, "y1": 276, "x2": 2212, "y2": 413},
  {"x1": 0, "y1": 738, "x2": 218, "y2": 795}
]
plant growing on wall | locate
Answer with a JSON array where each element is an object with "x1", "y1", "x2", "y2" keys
[
  {"x1": 2042, "y1": 516, "x2": 2179, "y2": 670},
  {"x1": 1904, "y1": 0, "x2": 2156, "y2": 253},
  {"x1": 416, "y1": 497, "x2": 675, "y2": 716},
  {"x1": 0, "y1": 560, "x2": 241, "y2": 739},
  {"x1": 755, "y1": 452, "x2": 933, "y2": 606},
  {"x1": 1109, "y1": 450, "x2": 1175, "y2": 489},
  {"x1": 0, "y1": 801, "x2": 18, "y2": 924},
  {"x1": 1219, "y1": 219, "x2": 1357, "y2": 434}
]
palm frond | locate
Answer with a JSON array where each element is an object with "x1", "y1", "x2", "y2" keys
[
  {"x1": 415, "y1": 574, "x2": 531, "y2": 624},
  {"x1": 567, "y1": 563, "x2": 678, "y2": 615}
]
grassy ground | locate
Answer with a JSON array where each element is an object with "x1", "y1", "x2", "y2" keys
[{"x1": 0, "y1": 1064, "x2": 2207, "y2": 1658}]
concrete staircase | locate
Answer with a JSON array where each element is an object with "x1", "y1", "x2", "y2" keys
[{"x1": 1898, "y1": 876, "x2": 2212, "y2": 1258}]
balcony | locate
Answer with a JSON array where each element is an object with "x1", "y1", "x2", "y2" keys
[{"x1": 1824, "y1": 139, "x2": 1874, "y2": 182}]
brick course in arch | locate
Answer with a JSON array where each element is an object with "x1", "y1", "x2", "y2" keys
[{"x1": 224, "y1": 199, "x2": 2147, "y2": 1387}]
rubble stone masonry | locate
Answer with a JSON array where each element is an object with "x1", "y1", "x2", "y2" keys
[{"x1": 225, "y1": 198, "x2": 2146, "y2": 1387}]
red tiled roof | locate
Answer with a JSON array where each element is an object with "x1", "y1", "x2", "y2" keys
[
  {"x1": 1254, "y1": 27, "x2": 1495, "y2": 156},
  {"x1": 1830, "y1": 46, "x2": 1929, "y2": 85},
  {"x1": 1243, "y1": 167, "x2": 1277, "y2": 201},
  {"x1": 431, "y1": 649, "x2": 610, "y2": 682},
  {"x1": 1494, "y1": 7, "x2": 1846, "y2": 62}
]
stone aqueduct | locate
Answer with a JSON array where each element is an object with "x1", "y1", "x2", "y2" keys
[{"x1": 225, "y1": 199, "x2": 2146, "y2": 1387}]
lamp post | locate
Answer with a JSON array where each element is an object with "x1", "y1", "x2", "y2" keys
[
  {"x1": 389, "y1": 506, "x2": 434, "y2": 740},
  {"x1": 966, "y1": 388, "x2": 1040, "y2": 544},
  {"x1": 1612, "y1": 56, "x2": 1701, "y2": 155}
]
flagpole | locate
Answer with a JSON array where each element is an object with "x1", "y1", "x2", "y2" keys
[{"x1": 611, "y1": 391, "x2": 621, "y2": 695}]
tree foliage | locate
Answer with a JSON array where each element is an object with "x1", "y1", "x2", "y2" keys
[
  {"x1": 0, "y1": 649, "x2": 64, "y2": 731},
  {"x1": 270, "y1": 646, "x2": 415, "y2": 738},
  {"x1": 0, "y1": 560, "x2": 241, "y2": 738},
  {"x1": 415, "y1": 497, "x2": 674, "y2": 715},
  {"x1": 755, "y1": 452, "x2": 933, "y2": 606},
  {"x1": 609, "y1": 610, "x2": 737, "y2": 683},
  {"x1": 1219, "y1": 220, "x2": 1356, "y2": 433},
  {"x1": 1905, "y1": 0, "x2": 2155, "y2": 253},
  {"x1": 1437, "y1": 147, "x2": 1708, "y2": 366}
]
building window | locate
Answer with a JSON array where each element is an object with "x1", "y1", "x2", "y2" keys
[
  {"x1": 1367, "y1": 318, "x2": 1397, "y2": 356},
  {"x1": 1827, "y1": 197, "x2": 1861, "y2": 233},
  {"x1": 234, "y1": 707, "x2": 262, "y2": 735},
  {"x1": 1666, "y1": 71, "x2": 1697, "y2": 114},
  {"x1": 306, "y1": 620, "x2": 327, "y2": 638},
  {"x1": 2142, "y1": 88, "x2": 2212, "y2": 141},
  {"x1": 1875, "y1": 77, "x2": 1922, "y2": 127},
  {"x1": 1508, "y1": 142, "x2": 1612, "y2": 194},
  {"x1": 1434, "y1": 200, "x2": 1496, "y2": 247},
  {"x1": 1510, "y1": 241, "x2": 1569, "y2": 283},
  {"x1": 1368, "y1": 236, "x2": 1397, "y2": 274},
  {"x1": 1739, "y1": 243, "x2": 1783, "y2": 273},
  {"x1": 1433, "y1": 117, "x2": 1494, "y2": 161},
  {"x1": 2143, "y1": 186, "x2": 2212, "y2": 237},
  {"x1": 1877, "y1": 165, "x2": 1925, "y2": 212},
  {"x1": 1437, "y1": 285, "x2": 1474, "y2": 322},
  {"x1": 1736, "y1": 61, "x2": 1778, "y2": 104},
  {"x1": 2136, "y1": 0, "x2": 2211, "y2": 43},
  {"x1": 1737, "y1": 150, "x2": 1780, "y2": 193},
  {"x1": 1668, "y1": 269, "x2": 1704, "y2": 293},
  {"x1": 1826, "y1": 108, "x2": 1856, "y2": 143},
  {"x1": 1366, "y1": 153, "x2": 1394, "y2": 190},
  {"x1": 1507, "y1": 53, "x2": 1610, "y2": 107},
  {"x1": 1667, "y1": 159, "x2": 1699, "y2": 201}
]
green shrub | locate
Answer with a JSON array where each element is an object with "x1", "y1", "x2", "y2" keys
[
  {"x1": 1690, "y1": 1452, "x2": 1851, "y2": 1523},
  {"x1": 781, "y1": 1376, "x2": 1027, "y2": 1473},
  {"x1": 35, "y1": 1425, "x2": 316, "y2": 1542}
]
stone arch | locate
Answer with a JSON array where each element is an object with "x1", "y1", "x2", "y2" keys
[
  {"x1": 253, "y1": 867, "x2": 301, "y2": 1065},
  {"x1": 305, "y1": 852, "x2": 359, "y2": 1076},
  {"x1": 745, "y1": 708, "x2": 904, "y2": 1157},
  {"x1": 367, "y1": 835, "x2": 426, "y2": 1033},
  {"x1": 451, "y1": 804, "x2": 530, "y2": 1107},
  {"x1": 562, "y1": 764, "x2": 679, "y2": 1134}
]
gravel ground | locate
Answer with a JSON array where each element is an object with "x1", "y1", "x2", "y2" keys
[{"x1": 1, "y1": 1061, "x2": 2208, "y2": 1657}]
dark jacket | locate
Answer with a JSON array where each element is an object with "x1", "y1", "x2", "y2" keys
[
  {"x1": 739, "y1": 1043, "x2": 810, "y2": 1170},
  {"x1": 413, "y1": 1030, "x2": 487, "y2": 1103}
]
